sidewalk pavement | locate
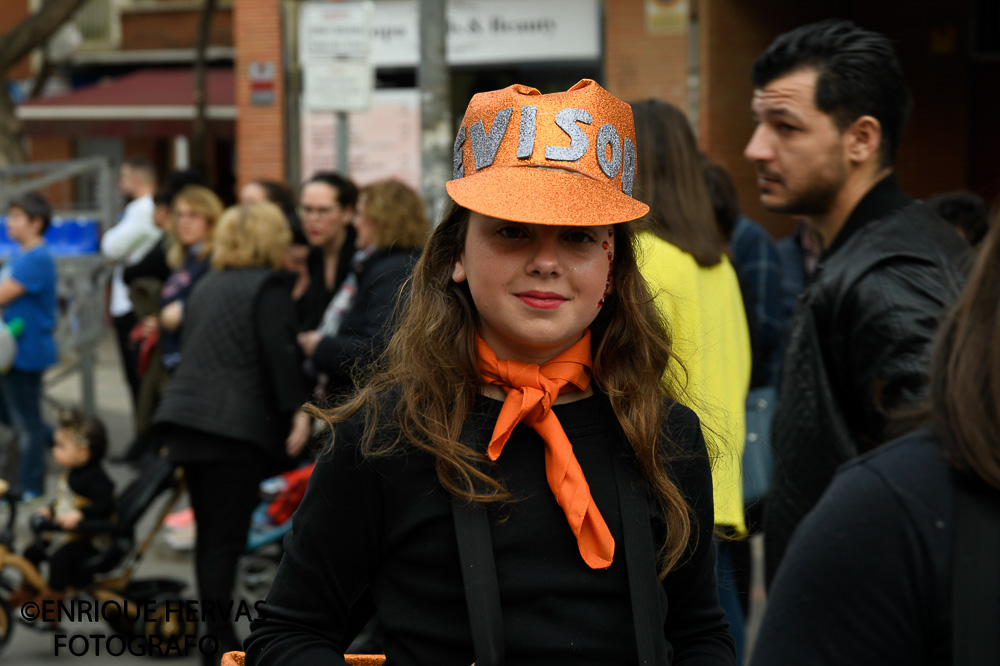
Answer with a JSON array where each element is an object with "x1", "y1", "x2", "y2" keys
[{"x1": 2, "y1": 332, "x2": 209, "y2": 664}]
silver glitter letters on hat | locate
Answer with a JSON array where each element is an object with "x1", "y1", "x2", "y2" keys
[
  {"x1": 470, "y1": 107, "x2": 513, "y2": 171},
  {"x1": 453, "y1": 125, "x2": 466, "y2": 179},
  {"x1": 596, "y1": 123, "x2": 622, "y2": 179},
  {"x1": 546, "y1": 108, "x2": 593, "y2": 162},
  {"x1": 518, "y1": 105, "x2": 537, "y2": 160},
  {"x1": 622, "y1": 137, "x2": 636, "y2": 196}
]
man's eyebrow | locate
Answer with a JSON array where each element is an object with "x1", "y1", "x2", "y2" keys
[{"x1": 753, "y1": 105, "x2": 803, "y2": 123}]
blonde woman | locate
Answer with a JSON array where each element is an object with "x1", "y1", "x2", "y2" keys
[
  {"x1": 155, "y1": 202, "x2": 310, "y2": 663},
  {"x1": 159, "y1": 185, "x2": 223, "y2": 371}
]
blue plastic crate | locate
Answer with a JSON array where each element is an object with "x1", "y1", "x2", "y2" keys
[{"x1": 0, "y1": 215, "x2": 100, "y2": 257}]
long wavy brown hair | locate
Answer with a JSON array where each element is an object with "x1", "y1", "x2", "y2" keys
[
  {"x1": 318, "y1": 202, "x2": 695, "y2": 575},
  {"x1": 631, "y1": 99, "x2": 725, "y2": 267},
  {"x1": 929, "y1": 210, "x2": 1000, "y2": 491}
]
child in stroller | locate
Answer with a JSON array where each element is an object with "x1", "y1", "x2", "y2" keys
[
  {"x1": 8, "y1": 409, "x2": 114, "y2": 609},
  {"x1": 0, "y1": 412, "x2": 188, "y2": 655}
]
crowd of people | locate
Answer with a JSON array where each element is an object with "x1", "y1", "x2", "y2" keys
[{"x1": 2, "y1": 16, "x2": 998, "y2": 666}]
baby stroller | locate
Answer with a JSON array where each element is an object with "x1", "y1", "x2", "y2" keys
[
  {"x1": 234, "y1": 464, "x2": 314, "y2": 612},
  {"x1": 0, "y1": 458, "x2": 188, "y2": 656}
]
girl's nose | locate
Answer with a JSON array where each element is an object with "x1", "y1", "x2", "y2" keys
[{"x1": 526, "y1": 231, "x2": 562, "y2": 276}]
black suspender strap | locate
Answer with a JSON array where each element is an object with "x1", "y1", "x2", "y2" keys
[
  {"x1": 952, "y1": 477, "x2": 1000, "y2": 665},
  {"x1": 450, "y1": 421, "x2": 666, "y2": 665},
  {"x1": 452, "y1": 498, "x2": 505, "y2": 666},
  {"x1": 452, "y1": 419, "x2": 505, "y2": 666},
  {"x1": 612, "y1": 451, "x2": 670, "y2": 666}
]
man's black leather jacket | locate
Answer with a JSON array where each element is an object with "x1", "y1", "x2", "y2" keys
[{"x1": 764, "y1": 174, "x2": 970, "y2": 585}]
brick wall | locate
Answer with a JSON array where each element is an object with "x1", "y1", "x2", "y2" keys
[
  {"x1": 698, "y1": 0, "x2": 839, "y2": 239},
  {"x1": 698, "y1": 0, "x2": 973, "y2": 239},
  {"x1": 603, "y1": 0, "x2": 688, "y2": 107},
  {"x1": 233, "y1": 0, "x2": 285, "y2": 187},
  {"x1": 121, "y1": 7, "x2": 233, "y2": 50},
  {"x1": 27, "y1": 136, "x2": 75, "y2": 206}
]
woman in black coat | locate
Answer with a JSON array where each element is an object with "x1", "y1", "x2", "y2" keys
[
  {"x1": 297, "y1": 179, "x2": 428, "y2": 398},
  {"x1": 154, "y1": 202, "x2": 310, "y2": 664}
]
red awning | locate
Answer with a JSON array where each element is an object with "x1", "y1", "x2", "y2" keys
[{"x1": 17, "y1": 68, "x2": 236, "y2": 138}]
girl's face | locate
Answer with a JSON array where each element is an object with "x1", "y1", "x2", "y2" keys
[
  {"x1": 174, "y1": 200, "x2": 209, "y2": 247},
  {"x1": 453, "y1": 212, "x2": 613, "y2": 365},
  {"x1": 52, "y1": 429, "x2": 90, "y2": 469}
]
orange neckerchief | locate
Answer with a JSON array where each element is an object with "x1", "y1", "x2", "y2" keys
[{"x1": 476, "y1": 330, "x2": 615, "y2": 569}]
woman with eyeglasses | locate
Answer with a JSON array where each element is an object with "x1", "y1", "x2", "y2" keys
[{"x1": 297, "y1": 172, "x2": 359, "y2": 332}]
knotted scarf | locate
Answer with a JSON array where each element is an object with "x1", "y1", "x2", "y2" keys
[{"x1": 476, "y1": 330, "x2": 615, "y2": 569}]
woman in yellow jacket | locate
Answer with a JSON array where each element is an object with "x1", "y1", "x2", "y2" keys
[{"x1": 631, "y1": 98, "x2": 752, "y2": 656}]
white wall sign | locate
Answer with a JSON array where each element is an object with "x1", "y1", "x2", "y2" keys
[
  {"x1": 365, "y1": 0, "x2": 600, "y2": 68},
  {"x1": 299, "y1": 1, "x2": 375, "y2": 62},
  {"x1": 300, "y1": 1, "x2": 375, "y2": 112},
  {"x1": 304, "y1": 62, "x2": 373, "y2": 111}
]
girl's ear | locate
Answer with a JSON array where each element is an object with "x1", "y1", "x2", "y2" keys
[{"x1": 452, "y1": 256, "x2": 467, "y2": 283}]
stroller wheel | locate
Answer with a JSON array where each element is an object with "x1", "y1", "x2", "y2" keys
[
  {"x1": 0, "y1": 595, "x2": 13, "y2": 656},
  {"x1": 144, "y1": 595, "x2": 190, "y2": 654}
]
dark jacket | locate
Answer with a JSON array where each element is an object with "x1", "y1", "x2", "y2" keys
[
  {"x1": 764, "y1": 174, "x2": 969, "y2": 585},
  {"x1": 299, "y1": 227, "x2": 358, "y2": 331},
  {"x1": 751, "y1": 428, "x2": 952, "y2": 666},
  {"x1": 312, "y1": 248, "x2": 419, "y2": 384},
  {"x1": 155, "y1": 267, "x2": 307, "y2": 458}
]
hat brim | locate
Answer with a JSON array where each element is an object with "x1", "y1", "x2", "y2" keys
[{"x1": 445, "y1": 166, "x2": 649, "y2": 226}]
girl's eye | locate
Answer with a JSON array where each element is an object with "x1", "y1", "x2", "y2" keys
[
  {"x1": 497, "y1": 225, "x2": 528, "y2": 239},
  {"x1": 565, "y1": 230, "x2": 598, "y2": 244}
]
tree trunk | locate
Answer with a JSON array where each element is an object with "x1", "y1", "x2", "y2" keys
[
  {"x1": 0, "y1": 0, "x2": 91, "y2": 167},
  {"x1": 191, "y1": 0, "x2": 218, "y2": 178},
  {"x1": 418, "y1": 0, "x2": 451, "y2": 225}
]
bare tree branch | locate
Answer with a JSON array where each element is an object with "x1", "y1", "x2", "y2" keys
[
  {"x1": 0, "y1": 0, "x2": 91, "y2": 72},
  {"x1": 192, "y1": 0, "x2": 218, "y2": 176}
]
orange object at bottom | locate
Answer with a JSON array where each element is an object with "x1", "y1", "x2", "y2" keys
[{"x1": 221, "y1": 651, "x2": 386, "y2": 666}]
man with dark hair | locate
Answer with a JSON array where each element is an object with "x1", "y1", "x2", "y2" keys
[
  {"x1": 744, "y1": 20, "x2": 969, "y2": 585},
  {"x1": 926, "y1": 190, "x2": 990, "y2": 247},
  {"x1": 0, "y1": 191, "x2": 58, "y2": 500}
]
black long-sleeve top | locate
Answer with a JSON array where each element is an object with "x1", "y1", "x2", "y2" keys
[
  {"x1": 54, "y1": 462, "x2": 115, "y2": 530},
  {"x1": 245, "y1": 394, "x2": 734, "y2": 665},
  {"x1": 299, "y1": 227, "x2": 358, "y2": 332},
  {"x1": 750, "y1": 427, "x2": 952, "y2": 666}
]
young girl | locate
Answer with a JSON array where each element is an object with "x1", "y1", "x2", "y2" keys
[{"x1": 245, "y1": 80, "x2": 735, "y2": 665}]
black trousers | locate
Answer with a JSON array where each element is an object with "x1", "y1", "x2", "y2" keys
[
  {"x1": 183, "y1": 457, "x2": 267, "y2": 664},
  {"x1": 112, "y1": 312, "x2": 141, "y2": 411},
  {"x1": 24, "y1": 539, "x2": 100, "y2": 591}
]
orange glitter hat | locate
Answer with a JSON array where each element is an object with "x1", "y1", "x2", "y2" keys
[{"x1": 446, "y1": 79, "x2": 649, "y2": 227}]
